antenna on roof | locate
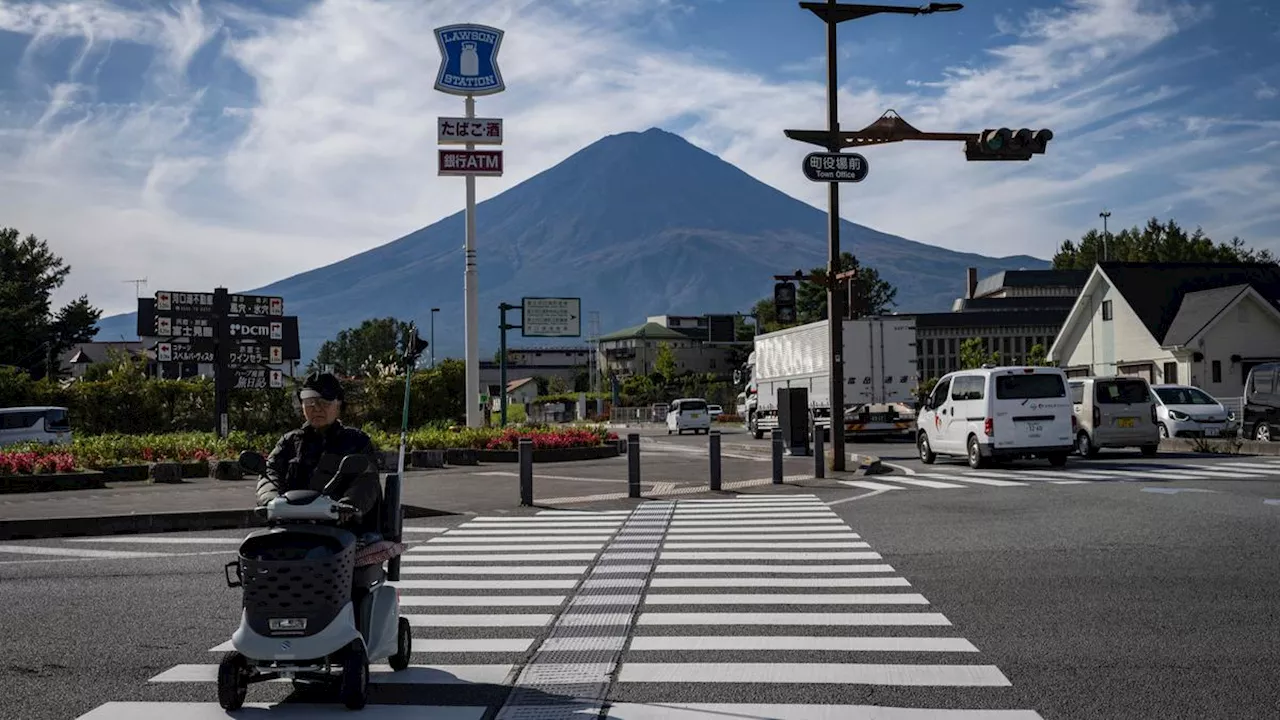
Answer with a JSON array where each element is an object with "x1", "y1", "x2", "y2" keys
[{"x1": 123, "y1": 278, "x2": 147, "y2": 298}]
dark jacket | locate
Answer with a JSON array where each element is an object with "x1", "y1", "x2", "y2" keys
[{"x1": 258, "y1": 421, "x2": 383, "y2": 534}]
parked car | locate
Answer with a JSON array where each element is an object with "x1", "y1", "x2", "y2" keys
[
  {"x1": 666, "y1": 398, "x2": 712, "y2": 435},
  {"x1": 1242, "y1": 362, "x2": 1280, "y2": 442},
  {"x1": 916, "y1": 366, "x2": 1074, "y2": 469},
  {"x1": 0, "y1": 406, "x2": 73, "y2": 448},
  {"x1": 1068, "y1": 376, "x2": 1160, "y2": 457},
  {"x1": 707, "y1": 404, "x2": 724, "y2": 418},
  {"x1": 1150, "y1": 384, "x2": 1233, "y2": 439}
]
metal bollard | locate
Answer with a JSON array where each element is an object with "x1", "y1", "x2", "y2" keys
[
  {"x1": 518, "y1": 438, "x2": 534, "y2": 506},
  {"x1": 627, "y1": 433, "x2": 641, "y2": 498},
  {"x1": 771, "y1": 428, "x2": 784, "y2": 484},
  {"x1": 813, "y1": 423, "x2": 825, "y2": 479},
  {"x1": 709, "y1": 430, "x2": 722, "y2": 491}
]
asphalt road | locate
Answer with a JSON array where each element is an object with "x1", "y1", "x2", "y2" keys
[{"x1": 2, "y1": 454, "x2": 1277, "y2": 720}]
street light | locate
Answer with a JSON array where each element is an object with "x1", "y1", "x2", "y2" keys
[
  {"x1": 430, "y1": 308, "x2": 440, "y2": 369},
  {"x1": 1099, "y1": 211, "x2": 1111, "y2": 262},
  {"x1": 790, "y1": 0, "x2": 963, "y2": 472}
]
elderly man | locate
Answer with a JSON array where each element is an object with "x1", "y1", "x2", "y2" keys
[{"x1": 257, "y1": 371, "x2": 382, "y2": 535}]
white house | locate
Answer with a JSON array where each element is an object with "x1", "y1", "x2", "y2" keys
[{"x1": 1048, "y1": 262, "x2": 1280, "y2": 401}]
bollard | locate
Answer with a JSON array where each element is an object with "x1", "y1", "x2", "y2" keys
[
  {"x1": 813, "y1": 422, "x2": 825, "y2": 479},
  {"x1": 627, "y1": 433, "x2": 641, "y2": 498},
  {"x1": 518, "y1": 438, "x2": 534, "y2": 506},
  {"x1": 709, "y1": 430, "x2": 722, "y2": 491},
  {"x1": 771, "y1": 428, "x2": 784, "y2": 484}
]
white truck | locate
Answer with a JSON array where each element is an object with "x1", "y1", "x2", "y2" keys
[{"x1": 742, "y1": 316, "x2": 919, "y2": 440}]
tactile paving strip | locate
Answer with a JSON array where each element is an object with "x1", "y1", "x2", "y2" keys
[{"x1": 494, "y1": 502, "x2": 675, "y2": 719}]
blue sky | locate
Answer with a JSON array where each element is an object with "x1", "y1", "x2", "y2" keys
[{"x1": 1, "y1": 0, "x2": 1277, "y2": 317}]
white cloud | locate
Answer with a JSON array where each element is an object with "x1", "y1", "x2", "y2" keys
[{"x1": 0, "y1": 0, "x2": 1271, "y2": 322}]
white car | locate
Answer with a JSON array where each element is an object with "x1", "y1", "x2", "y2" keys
[
  {"x1": 666, "y1": 398, "x2": 712, "y2": 435},
  {"x1": 916, "y1": 366, "x2": 1075, "y2": 469},
  {"x1": 1151, "y1": 384, "x2": 1234, "y2": 439},
  {"x1": 707, "y1": 404, "x2": 724, "y2": 418}
]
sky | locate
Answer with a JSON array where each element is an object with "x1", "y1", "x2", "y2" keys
[{"x1": 1, "y1": 0, "x2": 1278, "y2": 319}]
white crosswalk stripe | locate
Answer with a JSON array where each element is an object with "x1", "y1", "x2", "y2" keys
[
  {"x1": 73, "y1": 495, "x2": 1045, "y2": 718},
  {"x1": 836, "y1": 457, "x2": 1280, "y2": 491}
]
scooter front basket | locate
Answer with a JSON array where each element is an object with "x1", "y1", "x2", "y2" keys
[{"x1": 237, "y1": 528, "x2": 356, "y2": 638}]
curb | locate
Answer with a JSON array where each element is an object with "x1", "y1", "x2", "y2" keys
[
  {"x1": 1158, "y1": 437, "x2": 1278, "y2": 456},
  {"x1": 0, "y1": 503, "x2": 456, "y2": 541},
  {"x1": 474, "y1": 444, "x2": 621, "y2": 463}
]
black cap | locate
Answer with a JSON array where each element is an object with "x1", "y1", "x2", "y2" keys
[{"x1": 299, "y1": 371, "x2": 344, "y2": 402}]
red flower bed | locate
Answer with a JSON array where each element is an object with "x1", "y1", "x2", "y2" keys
[
  {"x1": 485, "y1": 428, "x2": 611, "y2": 451},
  {"x1": 0, "y1": 451, "x2": 78, "y2": 475}
]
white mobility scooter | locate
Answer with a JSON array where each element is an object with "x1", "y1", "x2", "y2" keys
[{"x1": 218, "y1": 451, "x2": 411, "y2": 710}]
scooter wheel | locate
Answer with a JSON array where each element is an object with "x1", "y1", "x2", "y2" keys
[
  {"x1": 216, "y1": 651, "x2": 248, "y2": 710},
  {"x1": 388, "y1": 617, "x2": 412, "y2": 671},
  {"x1": 338, "y1": 639, "x2": 369, "y2": 710}
]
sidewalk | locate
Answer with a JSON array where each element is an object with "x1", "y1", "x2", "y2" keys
[{"x1": 0, "y1": 451, "x2": 855, "y2": 540}]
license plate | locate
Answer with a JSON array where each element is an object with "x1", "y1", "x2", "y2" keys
[
  {"x1": 1117, "y1": 418, "x2": 1135, "y2": 428},
  {"x1": 1023, "y1": 422, "x2": 1043, "y2": 434},
  {"x1": 690, "y1": 413, "x2": 700, "y2": 418},
  {"x1": 1204, "y1": 428, "x2": 1219, "y2": 437}
]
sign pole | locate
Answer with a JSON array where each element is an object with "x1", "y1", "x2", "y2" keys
[
  {"x1": 397, "y1": 323, "x2": 416, "y2": 480},
  {"x1": 213, "y1": 287, "x2": 230, "y2": 439},
  {"x1": 498, "y1": 302, "x2": 522, "y2": 426},
  {"x1": 463, "y1": 94, "x2": 482, "y2": 427}
]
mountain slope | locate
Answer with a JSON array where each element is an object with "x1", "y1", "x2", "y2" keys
[{"x1": 95, "y1": 128, "x2": 1047, "y2": 361}]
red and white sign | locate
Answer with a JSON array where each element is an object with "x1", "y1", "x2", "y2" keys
[
  {"x1": 438, "y1": 117, "x2": 503, "y2": 145},
  {"x1": 439, "y1": 149, "x2": 504, "y2": 177}
]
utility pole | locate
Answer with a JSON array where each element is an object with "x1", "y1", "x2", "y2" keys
[
  {"x1": 1099, "y1": 210, "x2": 1111, "y2": 262},
  {"x1": 787, "y1": 2, "x2": 1054, "y2": 469},
  {"x1": 498, "y1": 302, "x2": 522, "y2": 426}
]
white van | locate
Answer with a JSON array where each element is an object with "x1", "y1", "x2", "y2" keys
[
  {"x1": 0, "y1": 406, "x2": 73, "y2": 448},
  {"x1": 666, "y1": 398, "x2": 712, "y2": 435},
  {"x1": 917, "y1": 366, "x2": 1075, "y2": 469}
]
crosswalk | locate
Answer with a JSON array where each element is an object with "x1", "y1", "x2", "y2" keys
[
  {"x1": 75, "y1": 494, "x2": 1045, "y2": 719},
  {"x1": 843, "y1": 457, "x2": 1280, "y2": 492}
]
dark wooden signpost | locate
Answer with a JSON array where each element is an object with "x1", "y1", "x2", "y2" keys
[{"x1": 137, "y1": 288, "x2": 300, "y2": 437}]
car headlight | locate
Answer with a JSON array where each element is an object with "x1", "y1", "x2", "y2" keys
[
  {"x1": 1227, "y1": 410, "x2": 1235, "y2": 421},
  {"x1": 1169, "y1": 410, "x2": 1188, "y2": 421}
]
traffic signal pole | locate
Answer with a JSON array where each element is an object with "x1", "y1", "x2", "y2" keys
[{"x1": 823, "y1": 4, "x2": 848, "y2": 472}]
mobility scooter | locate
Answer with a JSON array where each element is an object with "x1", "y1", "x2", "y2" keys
[{"x1": 217, "y1": 451, "x2": 411, "y2": 710}]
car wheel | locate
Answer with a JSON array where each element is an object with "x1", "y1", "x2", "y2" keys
[
  {"x1": 1255, "y1": 423, "x2": 1271, "y2": 442},
  {"x1": 966, "y1": 435, "x2": 987, "y2": 469},
  {"x1": 917, "y1": 432, "x2": 936, "y2": 464},
  {"x1": 1077, "y1": 431, "x2": 1099, "y2": 458}
]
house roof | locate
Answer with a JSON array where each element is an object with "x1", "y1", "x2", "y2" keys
[
  {"x1": 1161, "y1": 284, "x2": 1252, "y2": 347},
  {"x1": 1100, "y1": 262, "x2": 1280, "y2": 344},
  {"x1": 597, "y1": 322, "x2": 689, "y2": 342},
  {"x1": 507, "y1": 377, "x2": 536, "y2": 392},
  {"x1": 58, "y1": 341, "x2": 145, "y2": 365},
  {"x1": 952, "y1": 296, "x2": 1078, "y2": 312},
  {"x1": 972, "y1": 269, "x2": 1089, "y2": 299}
]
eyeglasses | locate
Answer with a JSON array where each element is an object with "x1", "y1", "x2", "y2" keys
[{"x1": 301, "y1": 398, "x2": 336, "y2": 409}]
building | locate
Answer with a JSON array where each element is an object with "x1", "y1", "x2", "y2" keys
[
  {"x1": 478, "y1": 346, "x2": 591, "y2": 389},
  {"x1": 915, "y1": 267, "x2": 1088, "y2": 380},
  {"x1": 1048, "y1": 262, "x2": 1280, "y2": 400},
  {"x1": 58, "y1": 342, "x2": 151, "y2": 379},
  {"x1": 597, "y1": 319, "x2": 734, "y2": 378}
]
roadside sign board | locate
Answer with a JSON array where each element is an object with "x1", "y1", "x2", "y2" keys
[
  {"x1": 706, "y1": 314, "x2": 737, "y2": 344},
  {"x1": 433, "y1": 24, "x2": 505, "y2": 96},
  {"x1": 802, "y1": 152, "x2": 869, "y2": 183},
  {"x1": 439, "y1": 117, "x2": 502, "y2": 144},
  {"x1": 228, "y1": 344, "x2": 284, "y2": 367},
  {"x1": 155, "y1": 291, "x2": 213, "y2": 313},
  {"x1": 155, "y1": 315, "x2": 214, "y2": 338},
  {"x1": 522, "y1": 297, "x2": 581, "y2": 337},
  {"x1": 233, "y1": 366, "x2": 284, "y2": 390},
  {"x1": 229, "y1": 294, "x2": 284, "y2": 316},
  {"x1": 439, "y1": 149, "x2": 503, "y2": 176},
  {"x1": 156, "y1": 342, "x2": 215, "y2": 364}
]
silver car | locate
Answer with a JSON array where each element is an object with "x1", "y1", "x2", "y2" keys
[{"x1": 1151, "y1": 384, "x2": 1234, "y2": 439}]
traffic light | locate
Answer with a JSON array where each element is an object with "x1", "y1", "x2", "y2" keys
[
  {"x1": 965, "y1": 128, "x2": 1053, "y2": 161},
  {"x1": 774, "y1": 282, "x2": 797, "y2": 324},
  {"x1": 403, "y1": 325, "x2": 429, "y2": 362}
]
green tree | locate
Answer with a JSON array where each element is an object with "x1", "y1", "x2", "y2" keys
[
  {"x1": 754, "y1": 253, "x2": 898, "y2": 332},
  {"x1": 654, "y1": 342, "x2": 678, "y2": 382},
  {"x1": 0, "y1": 227, "x2": 102, "y2": 379},
  {"x1": 1025, "y1": 343, "x2": 1050, "y2": 367},
  {"x1": 310, "y1": 317, "x2": 413, "y2": 376},
  {"x1": 1052, "y1": 217, "x2": 1275, "y2": 269},
  {"x1": 622, "y1": 374, "x2": 658, "y2": 405},
  {"x1": 547, "y1": 375, "x2": 571, "y2": 395},
  {"x1": 959, "y1": 337, "x2": 1000, "y2": 369}
]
